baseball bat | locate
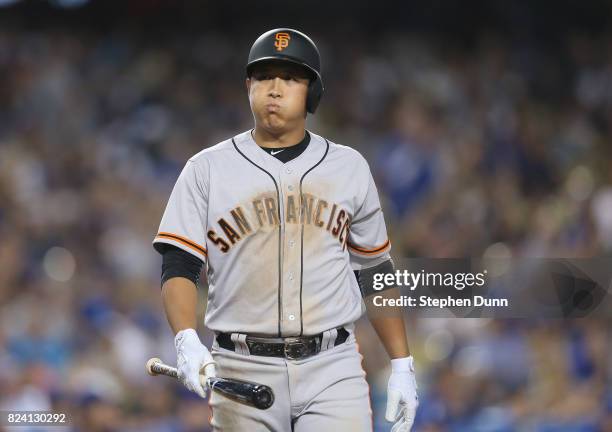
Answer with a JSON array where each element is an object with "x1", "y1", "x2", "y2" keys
[{"x1": 145, "y1": 357, "x2": 274, "y2": 410}]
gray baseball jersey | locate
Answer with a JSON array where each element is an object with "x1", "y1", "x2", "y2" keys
[{"x1": 153, "y1": 130, "x2": 390, "y2": 337}]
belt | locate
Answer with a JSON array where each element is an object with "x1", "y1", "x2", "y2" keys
[{"x1": 216, "y1": 327, "x2": 350, "y2": 360}]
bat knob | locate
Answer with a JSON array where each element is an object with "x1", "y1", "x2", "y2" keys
[
  {"x1": 146, "y1": 357, "x2": 162, "y2": 376},
  {"x1": 253, "y1": 386, "x2": 275, "y2": 410}
]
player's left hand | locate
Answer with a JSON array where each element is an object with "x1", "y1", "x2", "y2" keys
[{"x1": 385, "y1": 355, "x2": 418, "y2": 432}]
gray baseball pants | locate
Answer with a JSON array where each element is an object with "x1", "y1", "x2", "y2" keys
[{"x1": 209, "y1": 329, "x2": 372, "y2": 431}]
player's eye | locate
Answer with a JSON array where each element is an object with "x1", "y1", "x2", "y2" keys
[
  {"x1": 279, "y1": 74, "x2": 298, "y2": 82},
  {"x1": 253, "y1": 73, "x2": 271, "y2": 80}
]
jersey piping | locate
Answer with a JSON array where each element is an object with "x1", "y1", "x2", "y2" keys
[
  {"x1": 348, "y1": 239, "x2": 391, "y2": 255},
  {"x1": 298, "y1": 139, "x2": 330, "y2": 335},
  {"x1": 155, "y1": 232, "x2": 208, "y2": 257}
]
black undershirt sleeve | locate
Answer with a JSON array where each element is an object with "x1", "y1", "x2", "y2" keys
[
  {"x1": 355, "y1": 258, "x2": 396, "y2": 298},
  {"x1": 160, "y1": 244, "x2": 204, "y2": 287}
]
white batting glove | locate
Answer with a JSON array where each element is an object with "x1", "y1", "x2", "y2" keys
[
  {"x1": 174, "y1": 328, "x2": 216, "y2": 398},
  {"x1": 385, "y1": 355, "x2": 419, "y2": 432}
]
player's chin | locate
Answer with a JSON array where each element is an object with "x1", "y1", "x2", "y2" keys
[{"x1": 261, "y1": 114, "x2": 287, "y2": 130}]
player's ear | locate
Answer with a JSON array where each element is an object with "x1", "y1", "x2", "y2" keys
[{"x1": 245, "y1": 77, "x2": 251, "y2": 93}]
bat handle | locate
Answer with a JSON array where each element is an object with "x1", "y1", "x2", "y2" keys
[{"x1": 146, "y1": 357, "x2": 208, "y2": 387}]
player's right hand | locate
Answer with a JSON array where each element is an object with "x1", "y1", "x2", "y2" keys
[{"x1": 174, "y1": 328, "x2": 216, "y2": 398}]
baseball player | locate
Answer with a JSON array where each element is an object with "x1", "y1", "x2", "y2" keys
[{"x1": 153, "y1": 28, "x2": 418, "y2": 431}]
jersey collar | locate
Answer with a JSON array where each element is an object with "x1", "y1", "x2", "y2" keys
[{"x1": 233, "y1": 129, "x2": 328, "y2": 175}]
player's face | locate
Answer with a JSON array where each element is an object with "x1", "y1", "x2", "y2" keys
[{"x1": 247, "y1": 61, "x2": 311, "y2": 131}]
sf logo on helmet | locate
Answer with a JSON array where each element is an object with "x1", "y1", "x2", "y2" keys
[{"x1": 274, "y1": 32, "x2": 291, "y2": 51}]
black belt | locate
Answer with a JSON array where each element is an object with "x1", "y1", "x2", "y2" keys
[{"x1": 216, "y1": 327, "x2": 349, "y2": 360}]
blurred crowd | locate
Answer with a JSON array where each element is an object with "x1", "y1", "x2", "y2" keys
[{"x1": 0, "y1": 16, "x2": 611, "y2": 432}]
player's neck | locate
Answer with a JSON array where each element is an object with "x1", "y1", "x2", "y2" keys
[{"x1": 252, "y1": 125, "x2": 306, "y2": 149}]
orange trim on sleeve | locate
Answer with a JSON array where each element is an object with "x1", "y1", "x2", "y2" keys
[
  {"x1": 348, "y1": 239, "x2": 391, "y2": 256},
  {"x1": 155, "y1": 232, "x2": 208, "y2": 257}
]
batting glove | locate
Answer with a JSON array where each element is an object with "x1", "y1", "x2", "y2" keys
[
  {"x1": 385, "y1": 355, "x2": 419, "y2": 432},
  {"x1": 174, "y1": 328, "x2": 216, "y2": 399}
]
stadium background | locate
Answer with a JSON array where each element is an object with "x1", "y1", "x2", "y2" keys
[{"x1": 0, "y1": 0, "x2": 610, "y2": 430}]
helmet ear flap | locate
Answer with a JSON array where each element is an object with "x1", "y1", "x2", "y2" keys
[{"x1": 306, "y1": 77, "x2": 323, "y2": 114}]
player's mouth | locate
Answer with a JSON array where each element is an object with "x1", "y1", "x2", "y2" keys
[{"x1": 265, "y1": 103, "x2": 281, "y2": 113}]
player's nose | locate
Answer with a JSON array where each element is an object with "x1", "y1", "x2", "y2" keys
[{"x1": 268, "y1": 77, "x2": 283, "y2": 98}]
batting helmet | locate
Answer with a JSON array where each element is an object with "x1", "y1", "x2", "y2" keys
[{"x1": 246, "y1": 28, "x2": 324, "y2": 114}]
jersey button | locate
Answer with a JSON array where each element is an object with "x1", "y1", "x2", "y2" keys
[
  {"x1": 288, "y1": 273, "x2": 294, "y2": 281},
  {"x1": 288, "y1": 314, "x2": 295, "y2": 321},
  {"x1": 286, "y1": 167, "x2": 292, "y2": 174},
  {"x1": 289, "y1": 240, "x2": 295, "y2": 247},
  {"x1": 288, "y1": 185, "x2": 294, "y2": 191}
]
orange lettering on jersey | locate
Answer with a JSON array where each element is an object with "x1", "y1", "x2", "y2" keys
[
  {"x1": 338, "y1": 216, "x2": 351, "y2": 249},
  {"x1": 313, "y1": 199, "x2": 328, "y2": 227},
  {"x1": 286, "y1": 195, "x2": 298, "y2": 223},
  {"x1": 300, "y1": 193, "x2": 314, "y2": 225},
  {"x1": 264, "y1": 198, "x2": 279, "y2": 225},
  {"x1": 218, "y1": 218, "x2": 241, "y2": 244},
  {"x1": 253, "y1": 199, "x2": 266, "y2": 227},
  {"x1": 326, "y1": 204, "x2": 337, "y2": 231},
  {"x1": 274, "y1": 32, "x2": 291, "y2": 52},
  {"x1": 208, "y1": 229, "x2": 230, "y2": 253},
  {"x1": 231, "y1": 207, "x2": 252, "y2": 235},
  {"x1": 213, "y1": 194, "x2": 354, "y2": 252},
  {"x1": 332, "y1": 209, "x2": 346, "y2": 237}
]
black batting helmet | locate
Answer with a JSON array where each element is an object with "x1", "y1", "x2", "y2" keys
[{"x1": 246, "y1": 28, "x2": 324, "y2": 114}]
